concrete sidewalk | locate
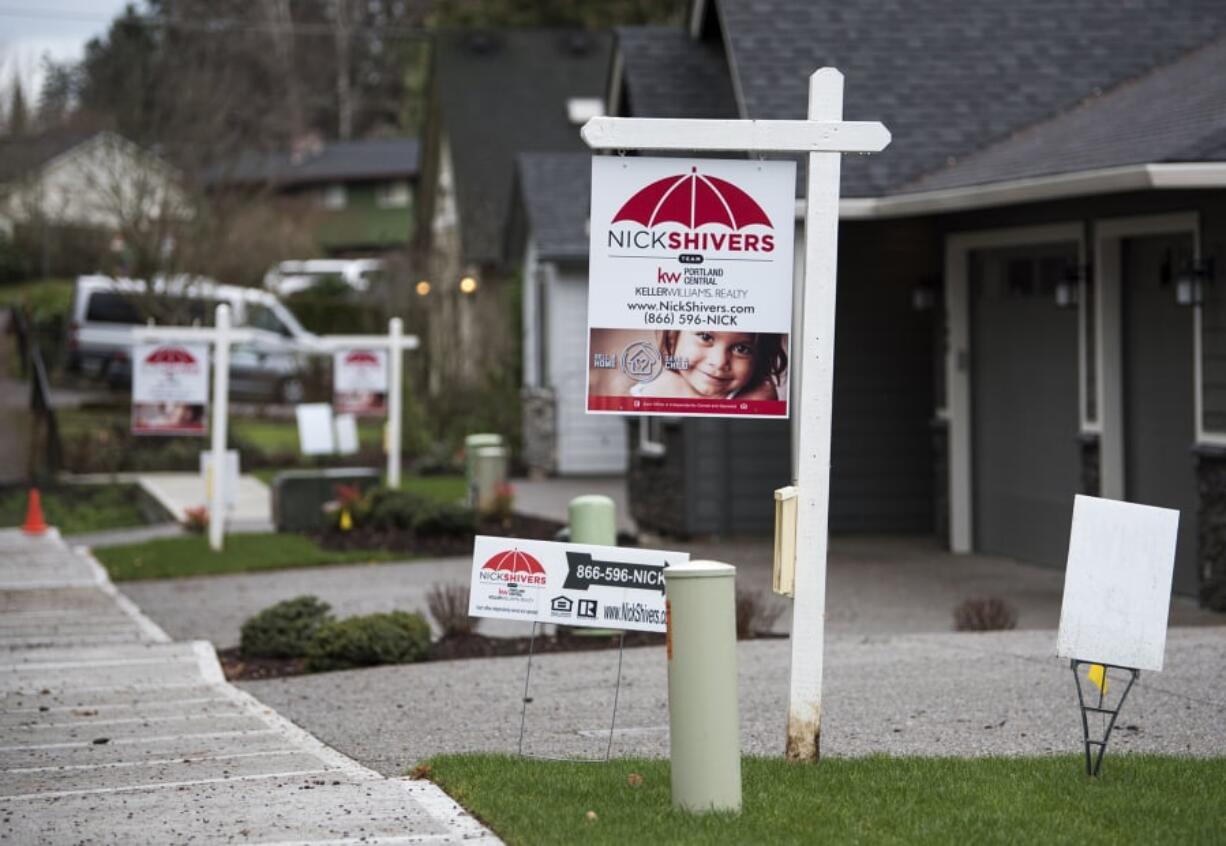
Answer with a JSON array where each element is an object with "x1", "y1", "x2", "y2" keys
[
  {"x1": 0, "y1": 528, "x2": 496, "y2": 844},
  {"x1": 138, "y1": 472, "x2": 274, "y2": 532}
]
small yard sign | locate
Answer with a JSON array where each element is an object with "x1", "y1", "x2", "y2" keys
[
  {"x1": 585, "y1": 156, "x2": 796, "y2": 418},
  {"x1": 1056, "y1": 494, "x2": 1179, "y2": 671},
  {"x1": 131, "y1": 341, "x2": 209, "y2": 435},
  {"x1": 468, "y1": 536, "x2": 688, "y2": 633},
  {"x1": 333, "y1": 348, "x2": 388, "y2": 415}
]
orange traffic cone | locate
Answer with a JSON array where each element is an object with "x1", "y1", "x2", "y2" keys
[{"x1": 22, "y1": 488, "x2": 48, "y2": 535}]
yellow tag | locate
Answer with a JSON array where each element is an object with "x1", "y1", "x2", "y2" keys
[
  {"x1": 1088, "y1": 663, "x2": 1109, "y2": 694},
  {"x1": 340, "y1": 508, "x2": 352, "y2": 532}
]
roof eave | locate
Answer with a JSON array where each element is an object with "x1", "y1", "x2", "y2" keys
[{"x1": 821, "y1": 163, "x2": 1226, "y2": 220}]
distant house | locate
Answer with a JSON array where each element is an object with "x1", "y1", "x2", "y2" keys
[
  {"x1": 0, "y1": 130, "x2": 182, "y2": 275},
  {"x1": 207, "y1": 136, "x2": 419, "y2": 256},
  {"x1": 516, "y1": 0, "x2": 1226, "y2": 605},
  {"x1": 508, "y1": 153, "x2": 627, "y2": 475},
  {"x1": 415, "y1": 29, "x2": 611, "y2": 394}
]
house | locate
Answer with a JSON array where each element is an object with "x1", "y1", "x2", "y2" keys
[
  {"x1": 508, "y1": 152, "x2": 627, "y2": 475},
  {"x1": 0, "y1": 130, "x2": 182, "y2": 276},
  {"x1": 207, "y1": 136, "x2": 419, "y2": 256},
  {"x1": 516, "y1": 0, "x2": 1226, "y2": 605},
  {"x1": 414, "y1": 29, "x2": 611, "y2": 395}
]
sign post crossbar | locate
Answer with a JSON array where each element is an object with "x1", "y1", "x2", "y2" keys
[{"x1": 582, "y1": 68, "x2": 889, "y2": 761}]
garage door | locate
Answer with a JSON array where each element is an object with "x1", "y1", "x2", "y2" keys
[
  {"x1": 1122, "y1": 233, "x2": 1199, "y2": 595},
  {"x1": 971, "y1": 243, "x2": 1081, "y2": 566}
]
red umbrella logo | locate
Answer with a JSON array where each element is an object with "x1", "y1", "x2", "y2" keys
[
  {"x1": 145, "y1": 346, "x2": 197, "y2": 365},
  {"x1": 344, "y1": 350, "x2": 381, "y2": 366},
  {"x1": 482, "y1": 549, "x2": 546, "y2": 576},
  {"x1": 613, "y1": 166, "x2": 772, "y2": 230}
]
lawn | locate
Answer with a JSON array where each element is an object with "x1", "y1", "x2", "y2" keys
[
  {"x1": 94, "y1": 532, "x2": 399, "y2": 581},
  {"x1": 423, "y1": 754, "x2": 1226, "y2": 846},
  {"x1": 0, "y1": 485, "x2": 149, "y2": 535}
]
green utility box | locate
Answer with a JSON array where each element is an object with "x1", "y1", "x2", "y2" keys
[{"x1": 271, "y1": 468, "x2": 380, "y2": 533}]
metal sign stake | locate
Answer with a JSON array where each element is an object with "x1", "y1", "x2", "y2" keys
[
  {"x1": 1070, "y1": 659, "x2": 1140, "y2": 777},
  {"x1": 516, "y1": 623, "x2": 628, "y2": 763}
]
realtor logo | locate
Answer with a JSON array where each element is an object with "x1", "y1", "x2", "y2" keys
[
  {"x1": 550, "y1": 595, "x2": 574, "y2": 618},
  {"x1": 577, "y1": 599, "x2": 598, "y2": 619},
  {"x1": 621, "y1": 341, "x2": 663, "y2": 383}
]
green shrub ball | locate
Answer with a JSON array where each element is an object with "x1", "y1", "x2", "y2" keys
[
  {"x1": 306, "y1": 611, "x2": 431, "y2": 672},
  {"x1": 239, "y1": 595, "x2": 333, "y2": 659}
]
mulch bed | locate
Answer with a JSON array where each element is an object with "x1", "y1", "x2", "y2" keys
[
  {"x1": 313, "y1": 512, "x2": 566, "y2": 556},
  {"x1": 219, "y1": 629, "x2": 784, "y2": 681}
]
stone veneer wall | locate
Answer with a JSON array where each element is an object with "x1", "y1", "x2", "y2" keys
[
  {"x1": 627, "y1": 420, "x2": 688, "y2": 537},
  {"x1": 1196, "y1": 448, "x2": 1226, "y2": 610},
  {"x1": 520, "y1": 387, "x2": 557, "y2": 477}
]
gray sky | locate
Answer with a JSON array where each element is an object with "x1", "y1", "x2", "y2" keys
[{"x1": 0, "y1": 0, "x2": 135, "y2": 95}]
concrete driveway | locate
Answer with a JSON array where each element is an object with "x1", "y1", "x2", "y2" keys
[{"x1": 120, "y1": 534, "x2": 1221, "y2": 651}]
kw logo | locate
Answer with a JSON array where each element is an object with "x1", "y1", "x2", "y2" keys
[{"x1": 657, "y1": 268, "x2": 681, "y2": 283}]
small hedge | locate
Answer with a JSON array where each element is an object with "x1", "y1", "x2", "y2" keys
[
  {"x1": 239, "y1": 595, "x2": 333, "y2": 659},
  {"x1": 356, "y1": 487, "x2": 476, "y2": 536},
  {"x1": 305, "y1": 610, "x2": 431, "y2": 672}
]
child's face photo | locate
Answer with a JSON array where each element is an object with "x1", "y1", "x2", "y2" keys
[{"x1": 672, "y1": 331, "x2": 757, "y2": 397}]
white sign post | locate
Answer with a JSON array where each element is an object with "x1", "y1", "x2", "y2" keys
[
  {"x1": 313, "y1": 317, "x2": 419, "y2": 487},
  {"x1": 133, "y1": 303, "x2": 254, "y2": 552},
  {"x1": 582, "y1": 68, "x2": 889, "y2": 761}
]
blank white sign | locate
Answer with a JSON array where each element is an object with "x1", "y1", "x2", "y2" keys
[
  {"x1": 1056, "y1": 495, "x2": 1179, "y2": 671},
  {"x1": 334, "y1": 413, "x2": 359, "y2": 455},
  {"x1": 296, "y1": 403, "x2": 336, "y2": 456}
]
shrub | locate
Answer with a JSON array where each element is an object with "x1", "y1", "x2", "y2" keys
[
  {"x1": 358, "y1": 487, "x2": 476, "y2": 537},
  {"x1": 239, "y1": 595, "x2": 333, "y2": 659},
  {"x1": 953, "y1": 597, "x2": 1018, "y2": 631},
  {"x1": 735, "y1": 588, "x2": 784, "y2": 639},
  {"x1": 426, "y1": 583, "x2": 479, "y2": 637},
  {"x1": 305, "y1": 610, "x2": 431, "y2": 672}
]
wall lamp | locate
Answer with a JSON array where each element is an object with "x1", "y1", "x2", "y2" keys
[
  {"x1": 1055, "y1": 264, "x2": 1088, "y2": 309},
  {"x1": 415, "y1": 280, "x2": 431, "y2": 296},
  {"x1": 459, "y1": 276, "x2": 478, "y2": 295},
  {"x1": 910, "y1": 279, "x2": 939, "y2": 312},
  {"x1": 1175, "y1": 258, "x2": 1214, "y2": 307}
]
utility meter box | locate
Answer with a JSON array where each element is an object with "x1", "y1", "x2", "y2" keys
[{"x1": 773, "y1": 486, "x2": 798, "y2": 597}]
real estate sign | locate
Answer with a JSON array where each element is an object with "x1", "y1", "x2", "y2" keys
[
  {"x1": 586, "y1": 156, "x2": 796, "y2": 418},
  {"x1": 468, "y1": 536, "x2": 688, "y2": 633},
  {"x1": 131, "y1": 342, "x2": 209, "y2": 436},
  {"x1": 333, "y1": 348, "x2": 389, "y2": 416}
]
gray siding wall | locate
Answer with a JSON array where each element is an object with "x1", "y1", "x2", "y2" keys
[
  {"x1": 1198, "y1": 195, "x2": 1226, "y2": 432},
  {"x1": 630, "y1": 217, "x2": 941, "y2": 537}
]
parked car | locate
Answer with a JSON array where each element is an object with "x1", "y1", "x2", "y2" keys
[
  {"x1": 67, "y1": 275, "x2": 319, "y2": 402},
  {"x1": 262, "y1": 258, "x2": 386, "y2": 297}
]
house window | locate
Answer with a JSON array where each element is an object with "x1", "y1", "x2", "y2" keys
[
  {"x1": 375, "y1": 180, "x2": 411, "y2": 209},
  {"x1": 320, "y1": 184, "x2": 346, "y2": 210}
]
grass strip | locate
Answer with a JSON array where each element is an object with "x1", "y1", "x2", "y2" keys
[
  {"x1": 0, "y1": 486, "x2": 147, "y2": 535},
  {"x1": 423, "y1": 754, "x2": 1226, "y2": 846},
  {"x1": 94, "y1": 532, "x2": 399, "y2": 581}
]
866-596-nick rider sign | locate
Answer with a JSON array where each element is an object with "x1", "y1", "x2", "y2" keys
[{"x1": 586, "y1": 156, "x2": 796, "y2": 418}]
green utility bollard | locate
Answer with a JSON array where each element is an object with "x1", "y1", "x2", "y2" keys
[
  {"x1": 471, "y1": 445, "x2": 508, "y2": 512},
  {"x1": 464, "y1": 434, "x2": 503, "y2": 505},
  {"x1": 665, "y1": 560, "x2": 742, "y2": 814},
  {"x1": 568, "y1": 495, "x2": 616, "y2": 546}
]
